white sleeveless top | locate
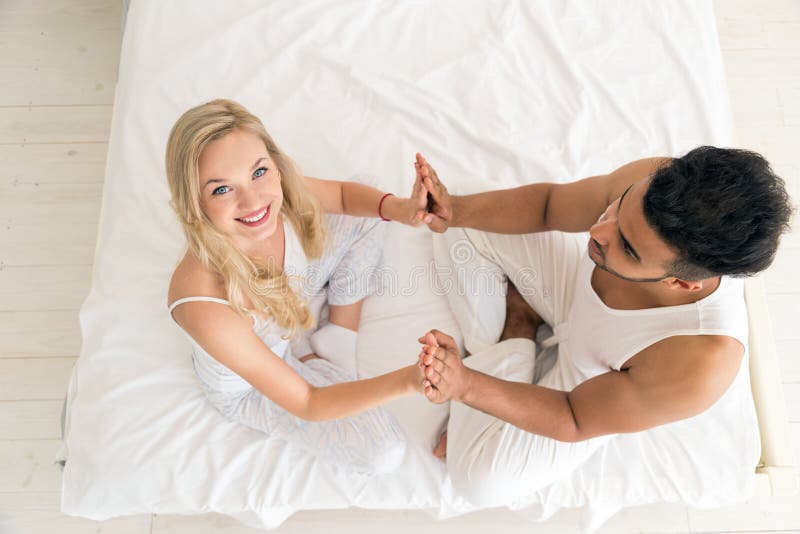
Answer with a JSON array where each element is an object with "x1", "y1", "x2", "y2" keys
[
  {"x1": 167, "y1": 218, "x2": 309, "y2": 396},
  {"x1": 546, "y1": 249, "x2": 749, "y2": 390},
  {"x1": 530, "y1": 246, "x2": 760, "y2": 520}
]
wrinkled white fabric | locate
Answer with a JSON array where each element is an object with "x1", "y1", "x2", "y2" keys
[{"x1": 57, "y1": 1, "x2": 751, "y2": 531}]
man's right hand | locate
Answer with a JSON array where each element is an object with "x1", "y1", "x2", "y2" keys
[{"x1": 415, "y1": 152, "x2": 453, "y2": 233}]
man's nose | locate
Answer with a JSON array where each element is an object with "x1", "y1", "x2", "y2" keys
[{"x1": 590, "y1": 218, "x2": 615, "y2": 246}]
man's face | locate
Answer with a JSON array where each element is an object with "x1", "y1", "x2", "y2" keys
[{"x1": 588, "y1": 178, "x2": 678, "y2": 283}]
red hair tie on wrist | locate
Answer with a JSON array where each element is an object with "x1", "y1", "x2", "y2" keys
[{"x1": 378, "y1": 193, "x2": 394, "y2": 221}]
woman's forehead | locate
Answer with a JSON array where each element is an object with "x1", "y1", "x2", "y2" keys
[{"x1": 198, "y1": 130, "x2": 270, "y2": 176}]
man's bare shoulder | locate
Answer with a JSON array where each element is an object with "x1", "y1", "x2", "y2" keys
[{"x1": 624, "y1": 334, "x2": 744, "y2": 409}]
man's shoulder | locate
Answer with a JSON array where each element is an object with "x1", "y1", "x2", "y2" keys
[{"x1": 626, "y1": 334, "x2": 744, "y2": 403}]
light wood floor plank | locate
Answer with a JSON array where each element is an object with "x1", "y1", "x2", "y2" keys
[
  {"x1": 0, "y1": 492, "x2": 151, "y2": 534},
  {"x1": 0, "y1": 311, "x2": 82, "y2": 358},
  {"x1": 0, "y1": 439, "x2": 64, "y2": 493},
  {"x1": 151, "y1": 503, "x2": 691, "y2": 534},
  {"x1": 783, "y1": 383, "x2": 800, "y2": 423},
  {"x1": 777, "y1": 341, "x2": 800, "y2": 384},
  {"x1": 0, "y1": 0, "x2": 121, "y2": 106},
  {"x1": 0, "y1": 106, "x2": 111, "y2": 144},
  {"x1": 0, "y1": 222, "x2": 98, "y2": 267},
  {"x1": 716, "y1": 0, "x2": 800, "y2": 21},
  {"x1": 0, "y1": 265, "x2": 91, "y2": 311},
  {"x1": 0, "y1": 181, "x2": 102, "y2": 232},
  {"x1": 764, "y1": 249, "x2": 800, "y2": 295},
  {"x1": 0, "y1": 0, "x2": 121, "y2": 32},
  {"x1": 779, "y1": 86, "x2": 800, "y2": 126},
  {"x1": 716, "y1": 17, "x2": 768, "y2": 50},
  {"x1": 0, "y1": 143, "x2": 108, "y2": 186},
  {"x1": 765, "y1": 294, "x2": 800, "y2": 342},
  {"x1": 0, "y1": 358, "x2": 75, "y2": 401},
  {"x1": 791, "y1": 423, "x2": 800, "y2": 475},
  {"x1": 0, "y1": 400, "x2": 63, "y2": 440},
  {"x1": 688, "y1": 494, "x2": 800, "y2": 532}
]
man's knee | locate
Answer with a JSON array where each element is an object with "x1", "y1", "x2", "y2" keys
[
  {"x1": 449, "y1": 453, "x2": 528, "y2": 507},
  {"x1": 448, "y1": 424, "x2": 564, "y2": 507},
  {"x1": 447, "y1": 431, "x2": 533, "y2": 507}
]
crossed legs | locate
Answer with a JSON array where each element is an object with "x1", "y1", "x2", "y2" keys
[{"x1": 434, "y1": 281, "x2": 543, "y2": 458}]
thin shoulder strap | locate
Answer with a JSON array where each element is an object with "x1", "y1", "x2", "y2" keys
[{"x1": 168, "y1": 296, "x2": 231, "y2": 314}]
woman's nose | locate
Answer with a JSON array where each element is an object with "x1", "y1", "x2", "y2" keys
[{"x1": 239, "y1": 191, "x2": 263, "y2": 211}]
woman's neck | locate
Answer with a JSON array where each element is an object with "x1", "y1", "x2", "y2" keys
[{"x1": 243, "y1": 213, "x2": 286, "y2": 271}]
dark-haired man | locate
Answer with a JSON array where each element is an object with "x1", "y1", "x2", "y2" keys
[{"x1": 413, "y1": 147, "x2": 793, "y2": 506}]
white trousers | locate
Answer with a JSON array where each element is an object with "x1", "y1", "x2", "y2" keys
[{"x1": 433, "y1": 228, "x2": 612, "y2": 507}]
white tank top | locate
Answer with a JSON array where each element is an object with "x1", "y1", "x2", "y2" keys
[
  {"x1": 538, "y1": 244, "x2": 759, "y2": 505},
  {"x1": 550, "y1": 247, "x2": 749, "y2": 390},
  {"x1": 167, "y1": 218, "x2": 307, "y2": 397}
]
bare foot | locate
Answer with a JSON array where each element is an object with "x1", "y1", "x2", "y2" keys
[
  {"x1": 433, "y1": 431, "x2": 447, "y2": 459},
  {"x1": 499, "y1": 281, "x2": 543, "y2": 342}
]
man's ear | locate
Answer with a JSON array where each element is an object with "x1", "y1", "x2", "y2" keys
[{"x1": 663, "y1": 277, "x2": 704, "y2": 291}]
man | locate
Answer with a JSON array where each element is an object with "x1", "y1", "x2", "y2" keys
[{"x1": 412, "y1": 147, "x2": 793, "y2": 506}]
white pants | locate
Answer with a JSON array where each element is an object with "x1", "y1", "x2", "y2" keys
[{"x1": 433, "y1": 228, "x2": 612, "y2": 507}]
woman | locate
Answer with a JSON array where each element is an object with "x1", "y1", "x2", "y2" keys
[{"x1": 165, "y1": 99, "x2": 428, "y2": 474}]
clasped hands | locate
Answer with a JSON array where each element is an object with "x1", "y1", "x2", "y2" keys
[{"x1": 415, "y1": 330, "x2": 471, "y2": 403}]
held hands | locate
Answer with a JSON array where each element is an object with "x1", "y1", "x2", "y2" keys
[{"x1": 415, "y1": 329, "x2": 469, "y2": 403}]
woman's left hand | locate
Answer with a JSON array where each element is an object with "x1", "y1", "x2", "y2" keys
[
  {"x1": 381, "y1": 158, "x2": 430, "y2": 226},
  {"x1": 406, "y1": 157, "x2": 433, "y2": 226}
]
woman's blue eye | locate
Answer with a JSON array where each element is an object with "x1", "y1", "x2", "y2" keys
[{"x1": 211, "y1": 167, "x2": 268, "y2": 196}]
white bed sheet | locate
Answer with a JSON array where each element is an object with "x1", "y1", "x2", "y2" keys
[{"x1": 56, "y1": 0, "x2": 756, "y2": 531}]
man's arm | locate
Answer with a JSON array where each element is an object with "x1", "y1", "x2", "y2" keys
[
  {"x1": 417, "y1": 154, "x2": 670, "y2": 234},
  {"x1": 418, "y1": 331, "x2": 743, "y2": 442}
]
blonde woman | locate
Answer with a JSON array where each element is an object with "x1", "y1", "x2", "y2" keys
[{"x1": 165, "y1": 99, "x2": 428, "y2": 474}]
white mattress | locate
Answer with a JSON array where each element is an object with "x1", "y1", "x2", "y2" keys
[{"x1": 57, "y1": 0, "x2": 758, "y2": 531}]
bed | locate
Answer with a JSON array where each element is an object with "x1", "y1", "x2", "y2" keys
[{"x1": 56, "y1": 0, "x2": 797, "y2": 531}]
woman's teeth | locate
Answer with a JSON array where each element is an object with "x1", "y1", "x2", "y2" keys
[{"x1": 238, "y1": 208, "x2": 267, "y2": 223}]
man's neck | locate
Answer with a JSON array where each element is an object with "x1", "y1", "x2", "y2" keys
[{"x1": 594, "y1": 268, "x2": 722, "y2": 310}]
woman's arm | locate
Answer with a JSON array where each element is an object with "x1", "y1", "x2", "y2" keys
[
  {"x1": 306, "y1": 365, "x2": 420, "y2": 421},
  {"x1": 305, "y1": 172, "x2": 429, "y2": 226},
  {"x1": 173, "y1": 299, "x2": 423, "y2": 422}
]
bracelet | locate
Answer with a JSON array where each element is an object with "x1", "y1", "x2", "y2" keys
[{"x1": 378, "y1": 192, "x2": 394, "y2": 221}]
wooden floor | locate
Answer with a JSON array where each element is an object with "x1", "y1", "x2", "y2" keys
[{"x1": 0, "y1": 1, "x2": 798, "y2": 533}]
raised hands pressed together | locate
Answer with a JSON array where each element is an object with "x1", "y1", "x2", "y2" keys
[{"x1": 413, "y1": 152, "x2": 453, "y2": 232}]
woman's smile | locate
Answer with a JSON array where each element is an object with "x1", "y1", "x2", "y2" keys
[{"x1": 235, "y1": 203, "x2": 271, "y2": 227}]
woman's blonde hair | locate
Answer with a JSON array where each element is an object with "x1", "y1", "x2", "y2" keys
[{"x1": 165, "y1": 98, "x2": 325, "y2": 335}]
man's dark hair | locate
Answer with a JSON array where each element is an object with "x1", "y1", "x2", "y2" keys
[{"x1": 642, "y1": 146, "x2": 794, "y2": 280}]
